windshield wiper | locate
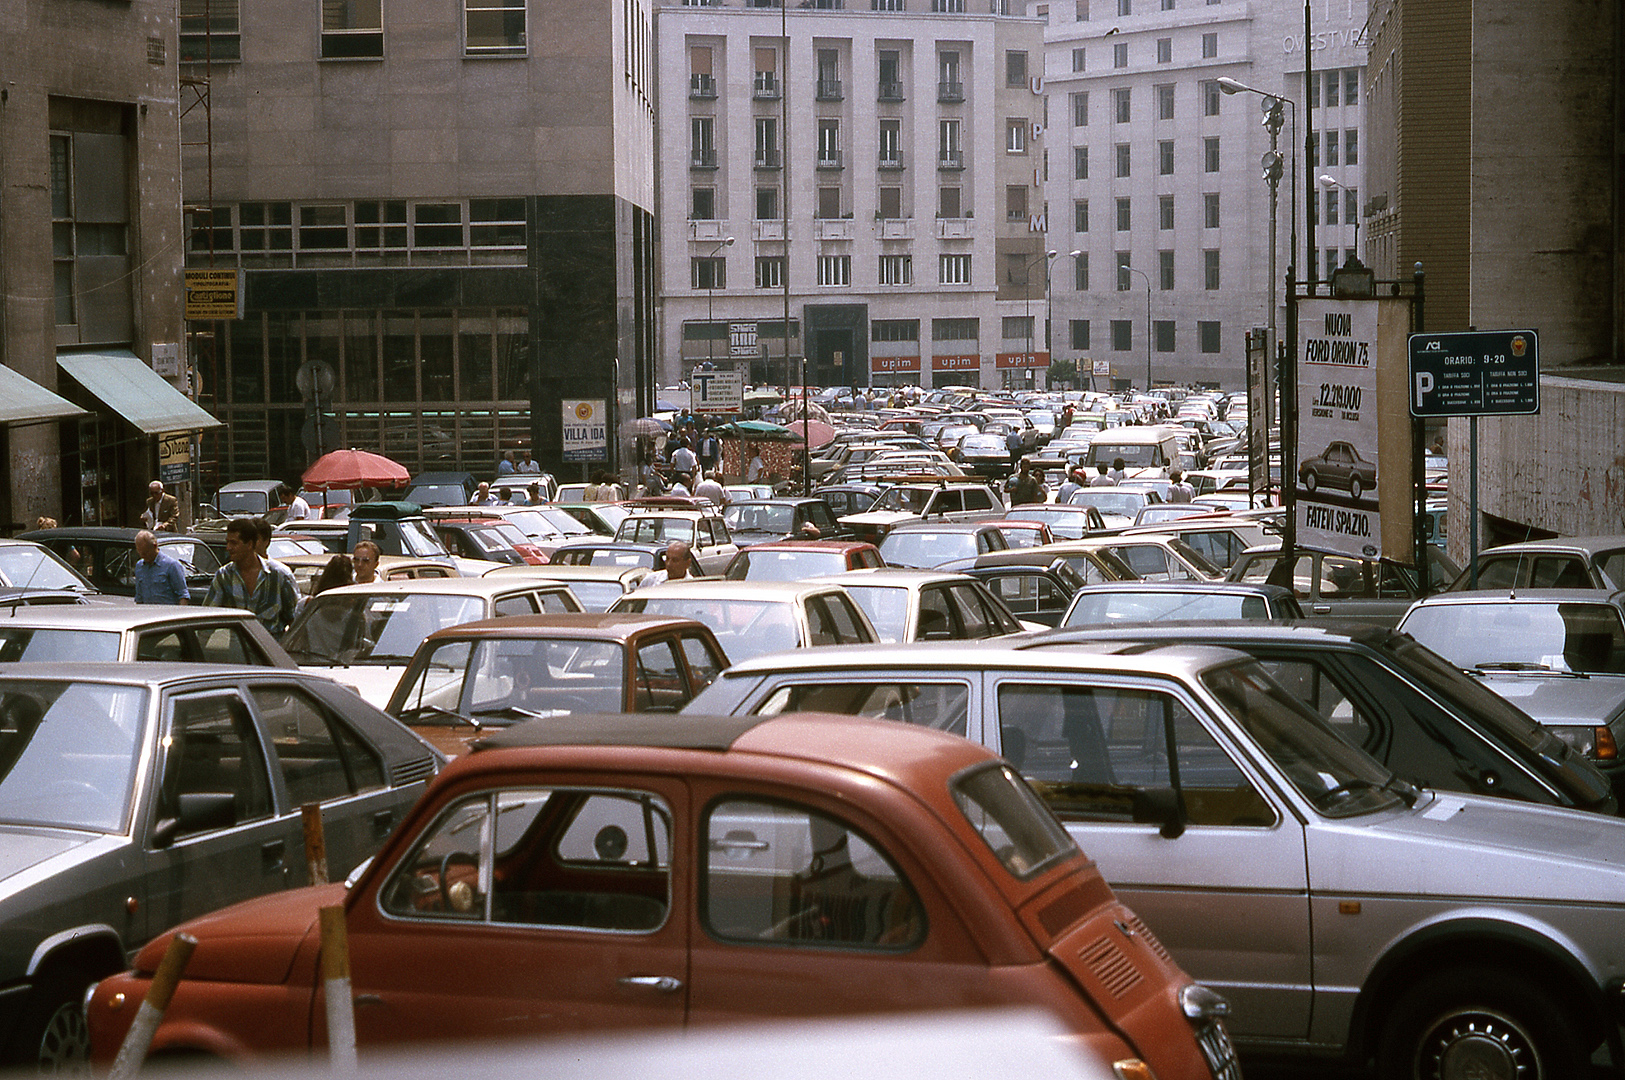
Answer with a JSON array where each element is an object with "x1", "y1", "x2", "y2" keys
[
  {"x1": 401, "y1": 703, "x2": 482, "y2": 730},
  {"x1": 1475, "y1": 661, "x2": 1582, "y2": 676},
  {"x1": 471, "y1": 704, "x2": 546, "y2": 720}
]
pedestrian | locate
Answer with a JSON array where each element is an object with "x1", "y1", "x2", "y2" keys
[
  {"x1": 695, "y1": 473, "x2": 726, "y2": 507},
  {"x1": 132, "y1": 530, "x2": 189, "y2": 605},
  {"x1": 1056, "y1": 468, "x2": 1084, "y2": 505},
  {"x1": 1109, "y1": 457, "x2": 1127, "y2": 484},
  {"x1": 637, "y1": 541, "x2": 695, "y2": 588},
  {"x1": 141, "y1": 481, "x2": 180, "y2": 532},
  {"x1": 1089, "y1": 463, "x2": 1117, "y2": 487},
  {"x1": 746, "y1": 446, "x2": 765, "y2": 483},
  {"x1": 352, "y1": 540, "x2": 381, "y2": 585},
  {"x1": 526, "y1": 480, "x2": 545, "y2": 505},
  {"x1": 203, "y1": 518, "x2": 301, "y2": 638},
  {"x1": 279, "y1": 484, "x2": 312, "y2": 523},
  {"x1": 516, "y1": 449, "x2": 542, "y2": 475},
  {"x1": 496, "y1": 450, "x2": 517, "y2": 477},
  {"x1": 671, "y1": 437, "x2": 699, "y2": 477},
  {"x1": 495, "y1": 486, "x2": 515, "y2": 505},
  {"x1": 1008, "y1": 460, "x2": 1044, "y2": 506},
  {"x1": 1005, "y1": 427, "x2": 1023, "y2": 466},
  {"x1": 1168, "y1": 469, "x2": 1194, "y2": 503},
  {"x1": 312, "y1": 553, "x2": 354, "y2": 595},
  {"x1": 34, "y1": 516, "x2": 56, "y2": 531},
  {"x1": 670, "y1": 473, "x2": 693, "y2": 498},
  {"x1": 698, "y1": 429, "x2": 722, "y2": 477},
  {"x1": 473, "y1": 481, "x2": 497, "y2": 506}
]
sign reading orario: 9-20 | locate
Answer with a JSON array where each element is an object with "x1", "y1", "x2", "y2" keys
[{"x1": 1409, "y1": 330, "x2": 1540, "y2": 417}]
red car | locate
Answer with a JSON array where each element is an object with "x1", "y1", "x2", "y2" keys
[
  {"x1": 88, "y1": 714, "x2": 1234, "y2": 1080},
  {"x1": 429, "y1": 516, "x2": 548, "y2": 565},
  {"x1": 723, "y1": 539, "x2": 883, "y2": 580}
]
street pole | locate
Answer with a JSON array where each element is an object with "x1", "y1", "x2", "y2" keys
[
  {"x1": 704, "y1": 236, "x2": 734, "y2": 373},
  {"x1": 1045, "y1": 250, "x2": 1080, "y2": 391},
  {"x1": 1121, "y1": 265, "x2": 1151, "y2": 391},
  {"x1": 1023, "y1": 249, "x2": 1056, "y2": 392}
]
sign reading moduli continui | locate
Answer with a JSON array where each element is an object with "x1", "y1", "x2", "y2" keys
[{"x1": 1297, "y1": 300, "x2": 1382, "y2": 557}]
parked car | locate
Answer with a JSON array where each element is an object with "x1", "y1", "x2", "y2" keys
[
  {"x1": 613, "y1": 511, "x2": 738, "y2": 575},
  {"x1": 548, "y1": 539, "x2": 674, "y2": 571},
  {"x1": 958, "y1": 557, "x2": 1085, "y2": 628},
  {"x1": 610, "y1": 580, "x2": 877, "y2": 663},
  {"x1": 1041, "y1": 534, "x2": 1224, "y2": 584},
  {"x1": 838, "y1": 480, "x2": 1005, "y2": 545},
  {"x1": 1446, "y1": 534, "x2": 1625, "y2": 592},
  {"x1": 550, "y1": 502, "x2": 631, "y2": 536},
  {"x1": 1066, "y1": 487, "x2": 1162, "y2": 530},
  {"x1": 21, "y1": 528, "x2": 219, "y2": 603},
  {"x1": 816, "y1": 482, "x2": 884, "y2": 518},
  {"x1": 404, "y1": 471, "x2": 478, "y2": 508},
  {"x1": 482, "y1": 563, "x2": 650, "y2": 611},
  {"x1": 877, "y1": 520, "x2": 1010, "y2": 570},
  {"x1": 804, "y1": 569, "x2": 1025, "y2": 644},
  {"x1": 722, "y1": 540, "x2": 883, "y2": 581},
  {"x1": 429, "y1": 517, "x2": 548, "y2": 566},
  {"x1": 722, "y1": 498, "x2": 850, "y2": 546},
  {"x1": 0, "y1": 587, "x2": 89, "y2": 609},
  {"x1": 1119, "y1": 517, "x2": 1274, "y2": 573},
  {"x1": 213, "y1": 479, "x2": 285, "y2": 518},
  {"x1": 941, "y1": 546, "x2": 1139, "y2": 588},
  {"x1": 1, "y1": 662, "x2": 441, "y2": 1069},
  {"x1": 281, "y1": 577, "x2": 584, "y2": 706},
  {"x1": 87, "y1": 712, "x2": 1236, "y2": 1080},
  {"x1": 0, "y1": 538, "x2": 107, "y2": 601},
  {"x1": 1229, "y1": 544, "x2": 1461, "y2": 626},
  {"x1": 1003, "y1": 504, "x2": 1108, "y2": 541},
  {"x1": 281, "y1": 554, "x2": 460, "y2": 596},
  {"x1": 387, "y1": 613, "x2": 729, "y2": 756},
  {"x1": 686, "y1": 637, "x2": 1625, "y2": 1075},
  {"x1": 1062, "y1": 582, "x2": 1303, "y2": 627},
  {"x1": 0, "y1": 606, "x2": 296, "y2": 666},
  {"x1": 1298, "y1": 440, "x2": 1376, "y2": 500},
  {"x1": 983, "y1": 518, "x2": 1055, "y2": 549}
]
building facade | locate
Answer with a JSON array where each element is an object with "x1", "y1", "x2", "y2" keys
[
  {"x1": 0, "y1": 0, "x2": 198, "y2": 530},
  {"x1": 655, "y1": 0, "x2": 1049, "y2": 391},
  {"x1": 1044, "y1": 0, "x2": 1368, "y2": 390},
  {"x1": 180, "y1": 0, "x2": 657, "y2": 485}
]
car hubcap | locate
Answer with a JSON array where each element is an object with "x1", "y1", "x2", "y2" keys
[
  {"x1": 1421, "y1": 1009, "x2": 1536, "y2": 1080},
  {"x1": 36, "y1": 1000, "x2": 91, "y2": 1077}
]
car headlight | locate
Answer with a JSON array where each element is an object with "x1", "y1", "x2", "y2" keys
[
  {"x1": 1179, "y1": 983, "x2": 1230, "y2": 1021},
  {"x1": 1550, "y1": 725, "x2": 1617, "y2": 761}
]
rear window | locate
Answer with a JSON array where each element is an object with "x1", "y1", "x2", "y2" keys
[{"x1": 951, "y1": 762, "x2": 1076, "y2": 880}]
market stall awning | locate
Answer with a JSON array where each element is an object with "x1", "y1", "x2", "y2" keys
[
  {"x1": 0, "y1": 366, "x2": 88, "y2": 426},
  {"x1": 58, "y1": 350, "x2": 223, "y2": 433}
]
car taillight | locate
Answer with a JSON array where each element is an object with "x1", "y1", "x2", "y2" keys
[{"x1": 1112, "y1": 1060, "x2": 1156, "y2": 1080}]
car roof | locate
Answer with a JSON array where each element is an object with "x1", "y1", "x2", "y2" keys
[
  {"x1": 1411, "y1": 589, "x2": 1625, "y2": 607},
  {"x1": 632, "y1": 579, "x2": 849, "y2": 600},
  {"x1": 1026, "y1": 620, "x2": 1396, "y2": 649},
  {"x1": 716, "y1": 638, "x2": 1248, "y2": 679},
  {"x1": 22, "y1": 527, "x2": 158, "y2": 541},
  {"x1": 423, "y1": 611, "x2": 712, "y2": 643},
  {"x1": 1071, "y1": 581, "x2": 1295, "y2": 599},
  {"x1": 884, "y1": 520, "x2": 1003, "y2": 535},
  {"x1": 1475, "y1": 537, "x2": 1625, "y2": 556},
  {"x1": 804, "y1": 568, "x2": 973, "y2": 588},
  {"x1": 0, "y1": 660, "x2": 319, "y2": 686},
  {"x1": 317, "y1": 577, "x2": 572, "y2": 598},
  {"x1": 744, "y1": 540, "x2": 874, "y2": 553},
  {"x1": 726, "y1": 497, "x2": 824, "y2": 507},
  {"x1": 485, "y1": 563, "x2": 642, "y2": 581},
  {"x1": 0, "y1": 605, "x2": 260, "y2": 630}
]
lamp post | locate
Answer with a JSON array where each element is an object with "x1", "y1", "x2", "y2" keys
[
  {"x1": 1318, "y1": 174, "x2": 1360, "y2": 263},
  {"x1": 703, "y1": 236, "x2": 734, "y2": 372},
  {"x1": 1120, "y1": 264, "x2": 1151, "y2": 391},
  {"x1": 1046, "y1": 249, "x2": 1082, "y2": 389},
  {"x1": 1022, "y1": 249, "x2": 1057, "y2": 390}
]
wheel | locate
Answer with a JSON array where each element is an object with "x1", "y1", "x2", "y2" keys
[
  {"x1": 3, "y1": 969, "x2": 93, "y2": 1073},
  {"x1": 1376, "y1": 965, "x2": 1591, "y2": 1080},
  {"x1": 1350, "y1": 475, "x2": 1364, "y2": 500},
  {"x1": 1303, "y1": 470, "x2": 1319, "y2": 493}
]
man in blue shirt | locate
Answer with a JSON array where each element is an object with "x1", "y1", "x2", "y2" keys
[{"x1": 133, "y1": 530, "x2": 189, "y2": 605}]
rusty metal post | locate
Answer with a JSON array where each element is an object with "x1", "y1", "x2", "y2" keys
[{"x1": 302, "y1": 802, "x2": 329, "y2": 885}]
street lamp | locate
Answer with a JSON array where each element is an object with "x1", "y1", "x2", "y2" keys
[
  {"x1": 1023, "y1": 249, "x2": 1058, "y2": 390},
  {"x1": 1047, "y1": 249, "x2": 1082, "y2": 388},
  {"x1": 703, "y1": 236, "x2": 735, "y2": 371},
  {"x1": 1318, "y1": 174, "x2": 1361, "y2": 262},
  {"x1": 1218, "y1": 77, "x2": 1298, "y2": 291},
  {"x1": 1120, "y1": 263, "x2": 1151, "y2": 391}
]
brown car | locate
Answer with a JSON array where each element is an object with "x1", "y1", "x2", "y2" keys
[
  {"x1": 387, "y1": 612, "x2": 729, "y2": 756},
  {"x1": 88, "y1": 713, "x2": 1235, "y2": 1080}
]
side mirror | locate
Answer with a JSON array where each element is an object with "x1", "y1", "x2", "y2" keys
[
  {"x1": 151, "y1": 791, "x2": 236, "y2": 848},
  {"x1": 1131, "y1": 787, "x2": 1186, "y2": 840}
]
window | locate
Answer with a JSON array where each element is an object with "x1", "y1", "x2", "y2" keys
[
  {"x1": 413, "y1": 202, "x2": 464, "y2": 248},
  {"x1": 879, "y1": 186, "x2": 902, "y2": 219},
  {"x1": 756, "y1": 118, "x2": 780, "y2": 168},
  {"x1": 1326, "y1": 249, "x2": 1339, "y2": 280},
  {"x1": 1005, "y1": 253, "x2": 1031, "y2": 289},
  {"x1": 878, "y1": 50, "x2": 902, "y2": 99},
  {"x1": 879, "y1": 254, "x2": 913, "y2": 285},
  {"x1": 1345, "y1": 129, "x2": 1358, "y2": 165},
  {"x1": 1204, "y1": 136, "x2": 1219, "y2": 172},
  {"x1": 465, "y1": 0, "x2": 526, "y2": 55},
  {"x1": 162, "y1": 694, "x2": 272, "y2": 839},
  {"x1": 1325, "y1": 70, "x2": 1339, "y2": 107},
  {"x1": 239, "y1": 201, "x2": 294, "y2": 251},
  {"x1": 1006, "y1": 119, "x2": 1028, "y2": 153},
  {"x1": 939, "y1": 50, "x2": 962, "y2": 99},
  {"x1": 879, "y1": 120, "x2": 901, "y2": 166},
  {"x1": 817, "y1": 254, "x2": 852, "y2": 286},
  {"x1": 251, "y1": 686, "x2": 383, "y2": 805},
  {"x1": 1115, "y1": 143, "x2": 1131, "y2": 177},
  {"x1": 321, "y1": 0, "x2": 383, "y2": 58},
  {"x1": 1160, "y1": 0, "x2": 1174, "y2": 8},
  {"x1": 1158, "y1": 139, "x2": 1174, "y2": 175},
  {"x1": 1006, "y1": 50, "x2": 1028, "y2": 87},
  {"x1": 817, "y1": 48, "x2": 841, "y2": 99},
  {"x1": 1346, "y1": 187, "x2": 1359, "y2": 225},
  {"x1": 1156, "y1": 83, "x2": 1174, "y2": 119},
  {"x1": 1204, "y1": 248, "x2": 1219, "y2": 289},
  {"x1": 1325, "y1": 130, "x2": 1339, "y2": 166},
  {"x1": 755, "y1": 47, "x2": 779, "y2": 96},
  {"x1": 692, "y1": 257, "x2": 726, "y2": 289},
  {"x1": 932, "y1": 317, "x2": 978, "y2": 340},
  {"x1": 1004, "y1": 315, "x2": 1035, "y2": 340},
  {"x1": 1201, "y1": 31, "x2": 1217, "y2": 58},
  {"x1": 1159, "y1": 248, "x2": 1174, "y2": 289},
  {"x1": 1204, "y1": 191, "x2": 1219, "y2": 228},
  {"x1": 1076, "y1": 0, "x2": 1088, "y2": 17},
  {"x1": 818, "y1": 120, "x2": 841, "y2": 168},
  {"x1": 872, "y1": 319, "x2": 919, "y2": 341},
  {"x1": 469, "y1": 198, "x2": 524, "y2": 248},
  {"x1": 690, "y1": 46, "x2": 715, "y2": 97},
  {"x1": 1112, "y1": 320, "x2": 1133, "y2": 350},
  {"x1": 1117, "y1": 0, "x2": 1130, "y2": 13},
  {"x1": 1007, "y1": 185, "x2": 1030, "y2": 222},
  {"x1": 1070, "y1": 319, "x2": 1090, "y2": 349},
  {"x1": 1325, "y1": 188, "x2": 1338, "y2": 225},
  {"x1": 691, "y1": 188, "x2": 716, "y2": 220},
  {"x1": 816, "y1": 186, "x2": 842, "y2": 219},
  {"x1": 352, "y1": 200, "x2": 403, "y2": 250},
  {"x1": 756, "y1": 187, "x2": 778, "y2": 220},
  {"x1": 1199, "y1": 320, "x2": 1221, "y2": 353},
  {"x1": 1113, "y1": 42, "x2": 1128, "y2": 68},
  {"x1": 1155, "y1": 320, "x2": 1176, "y2": 352},
  {"x1": 1071, "y1": 91, "x2": 1089, "y2": 126},
  {"x1": 1345, "y1": 69, "x2": 1360, "y2": 104},
  {"x1": 1074, "y1": 199, "x2": 1089, "y2": 232},
  {"x1": 1159, "y1": 194, "x2": 1174, "y2": 229},
  {"x1": 1156, "y1": 37, "x2": 1171, "y2": 63},
  {"x1": 938, "y1": 186, "x2": 962, "y2": 218},
  {"x1": 1203, "y1": 80, "x2": 1221, "y2": 116},
  {"x1": 939, "y1": 119, "x2": 963, "y2": 167},
  {"x1": 50, "y1": 126, "x2": 133, "y2": 340},
  {"x1": 1072, "y1": 46, "x2": 1086, "y2": 72},
  {"x1": 1115, "y1": 197, "x2": 1131, "y2": 231},
  {"x1": 180, "y1": 0, "x2": 241, "y2": 62},
  {"x1": 691, "y1": 117, "x2": 715, "y2": 167},
  {"x1": 1073, "y1": 146, "x2": 1089, "y2": 179},
  {"x1": 940, "y1": 254, "x2": 972, "y2": 285},
  {"x1": 755, "y1": 256, "x2": 784, "y2": 288},
  {"x1": 1073, "y1": 251, "x2": 1089, "y2": 290},
  {"x1": 1112, "y1": 88, "x2": 1131, "y2": 123},
  {"x1": 1115, "y1": 251, "x2": 1132, "y2": 290}
]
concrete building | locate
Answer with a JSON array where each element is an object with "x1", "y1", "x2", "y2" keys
[
  {"x1": 0, "y1": 0, "x2": 206, "y2": 530},
  {"x1": 179, "y1": 0, "x2": 657, "y2": 484},
  {"x1": 1044, "y1": 0, "x2": 1368, "y2": 390},
  {"x1": 654, "y1": 0, "x2": 1049, "y2": 391}
]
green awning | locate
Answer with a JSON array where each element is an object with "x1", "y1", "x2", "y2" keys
[
  {"x1": 58, "y1": 349, "x2": 223, "y2": 433},
  {"x1": 0, "y1": 366, "x2": 88, "y2": 426}
]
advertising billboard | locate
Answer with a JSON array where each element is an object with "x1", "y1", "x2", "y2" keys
[{"x1": 1297, "y1": 300, "x2": 1380, "y2": 557}]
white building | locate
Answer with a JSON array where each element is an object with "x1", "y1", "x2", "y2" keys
[
  {"x1": 1043, "y1": 0, "x2": 1367, "y2": 389},
  {"x1": 655, "y1": 0, "x2": 1049, "y2": 390}
]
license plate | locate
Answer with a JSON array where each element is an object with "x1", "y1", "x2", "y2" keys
[{"x1": 1196, "y1": 1020, "x2": 1243, "y2": 1080}]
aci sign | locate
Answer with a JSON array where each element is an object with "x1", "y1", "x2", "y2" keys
[{"x1": 1409, "y1": 330, "x2": 1540, "y2": 417}]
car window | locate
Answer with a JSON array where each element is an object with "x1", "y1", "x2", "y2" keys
[
  {"x1": 951, "y1": 763, "x2": 1078, "y2": 880},
  {"x1": 805, "y1": 596, "x2": 845, "y2": 646},
  {"x1": 1115, "y1": 545, "x2": 1177, "y2": 581},
  {"x1": 537, "y1": 589, "x2": 577, "y2": 614},
  {"x1": 679, "y1": 634, "x2": 725, "y2": 692},
  {"x1": 136, "y1": 630, "x2": 189, "y2": 662},
  {"x1": 1318, "y1": 555, "x2": 1375, "y2": 599},
  {"x1": 807, "y1": 504, "x2": 838, "y2": 531},
  {"x1": 193, "y1": 624, "x2": 270, "y2": 665},
  {"x1": 964, "y1": 490, "x2": 994, "y2": 511},
  {"x1": 917, "y1": 587, "x2": 955, "y2": 641},
  {"x1": 164, "y1": 541, "x2": 220, "y2": 574},
  {"x1": 702, "y1": 797, "x2": 924, "y2": 950},
  {"x1": 995, "y1": 682, "x2": 1276, "y2": 828},
  {"x1": 250, "y1": 685, "x2": 384, "y2": 804},
  {"x1": 1254, "y1": 657, "x2": 1373, "y2": 746},
  {"x1": 1531, "y1": 556, "x2": 1590, "y2": 590},
  {"x1": 948, "y1": 584, "x2": 993, "y2": 638},
  {"x1": 0, "y1": 681, "x2": 145, "y2": 831},
  {"x1": 161, "y1": 692, "x2": 274, "y2": 838},
  {"x1": 752, "y1": 680, "x2": 970, "y2": 737},
  {"x1": 493, "y1": 594, "x2": 539, "y2": 618},
  {"x1": 1598, "y1": 552, "x2": 1625, "y2": 590},
  {"x1": 105, "y1": 547, "x2": 138, "y2": 589},
  {"x1": 839, "y1": 584, "x2": 910, "y2": 644},
  {"x1": 634, "y1": 638, "x2": 688, "y2": 710},
  {"x1": 1473, "y1": 557, "x2": 1522, "y2": 592},
  {"x1": 0, "y1": 627, "x2": 121, "y2": 663}
]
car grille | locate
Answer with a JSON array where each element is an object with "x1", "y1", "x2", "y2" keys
[
  {"x1": 1196, "y1": 1020, "x2": 1243, "y2": 1080},
  {"x1": 390, "y1": 755, "x2": 437, "y2": 786}
]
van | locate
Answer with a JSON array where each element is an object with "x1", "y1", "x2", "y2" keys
[{"x1": 1082, "y1": 426, "x2": 1184, "y2": 479}]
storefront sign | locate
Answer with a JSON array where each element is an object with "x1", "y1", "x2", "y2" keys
[
  {"x1": 932, "y1": 354, "x2": 980, "y2": 372},
  {"x1": 183, "y1": 269, "x2": 243, "y2": 320},
  {"x1": 1091, "y1": 359, "x2": 1111, "y2": 376},
  {"x1": 729, "y1": 322, "x2": 759, "y2": 359},
  {"x1": 561, "y1": 399, "x2": 608, "y2": 462},
  {"x1": 995, "y1": 352, "x2": 1049, "y2": 368},
  {"x1": 1297, "y1": 300, "x2": 1380, "y2": 558},
  {"x1": 158, "y1": 431, "x2": 191, "y2": 486},
  {"x1": 871, "y1": 356, "x2": 922, "y2": 373}
]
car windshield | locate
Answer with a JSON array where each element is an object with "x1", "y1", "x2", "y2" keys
[
  {"x1": 0, "y1": 681, "x2": 147, "y2": 832},
  {"x1": 724, "y1": 504, "x2": 796, "y2": 535},
  {"x1": 284, "y1": 592, "x2": 487, "y2": 663},
  {"x1": 618, "y1": 597, "x2": 798, "y2": 661},
  {"x1": 1065, "y1": 590, "x2": 1273, "y2": 626},
  {"x1": 396, "y1": 637, "x2": 626, "y2": 723},
  {"x1": 0, "y1": 628, "x2": 122, "y2": 662},
  {"x1": 840, "y1": 584, "x2": 910, "y2": 643},
  {"x1": 952, "y1": 762, "x2": 1077, "y2": 880},
  {"x1": 728, "y1": 550, "x2": 845, "y2": 582},
  {"x1": 535, "y1": 508, "x2": 593, "y2": 536},
  {"x1": 960, "y1": 436, "x2": 1007, "y2": 454},
  {"x1": 618, "y1": 517, "x2": 698, "y2": 545},
  {"x1": 872, "y1": 488, "x2": 931, "y2": 513},
  {"x1": 554, "y1": 580, "x2": 624, "y2": 611},
  {"x1": 399, "y1": 518, "x2": 452, "y2": 558},
  {"x1": 217, "y1": 489, "x2": 272, "y2": 514},
  {"x1": 559, "y1": 546, "x2": 657, "y2": 569},
  {"x1": 1402, "y1": 601, "x2": 1625, "y2": 674},
  {"x1": 0, "y1": 545, "x2": 95, "y2": 592},
  {"x1": 1087, "y1": 443, "x2": 1161, "y2": 468},
  {"x1": 1068, "y1": 490, "x2": 1144, "y2": 516},
  {"x1": 1201, "y1": 660, "x2": 1403, "y2": 818},
  {"x1": 881, "y1": 531, "x2": 976, "y2": 569}
]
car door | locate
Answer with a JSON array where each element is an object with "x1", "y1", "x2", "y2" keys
[
  {"x1": 986, "y1": 673, "x2": 1312, "y2": 1043},
  {"x1": 346, "y1": 780, "x2": 688, "y2": 1044},
  {"x1": 1309, "y1": 554, "x2": 1412, "y2": 627}
]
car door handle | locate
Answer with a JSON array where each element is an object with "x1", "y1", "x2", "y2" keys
[
  {"x1": 261, "y1": 839, "x2": 286, "y2": 872},
  {"x1": 372, "y1": 810, "x2": 394, "y2": 838},
  {"x1": 618, "y1": 975, "x2": 683, "y2": 993},
  {"x1": 1312, "y1": 604, "x2": 1331, "y2": 614}
]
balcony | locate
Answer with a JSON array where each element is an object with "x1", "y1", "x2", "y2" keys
[
  {"x1": 814, "y1": 219, "x2": 854, "y2": 241},
  {"x1": 753, "y1": 220, "x2": 787, "y2": 241},
  {"x1": 877, "y1": 218, "x2": 914, "y2": 239},
  {"x1": 871, "y1": 0, "x2": 904, "y2": 8},
  {"x1": 754, "y1": 150, "x2": 781, "y2": 170},
  {"x1": 935, "y1": 217, "x2": 972, "y2": 239},
  {"x1": 816, "y1": 79, "x2": 843, "y2": 100},
  {"x1": 691, "y1": 149, "x2": 718, "y2": 169},
  {"x1": 753, "y1": 74, "x2": 780, "y2": 100},
  {"x1": 688, "y1": 220, "x2": 727, "y2": 241},
  {"x1": 689, "y1": 73, "x2": 716, "y2": 99},
  {"x1": 877, "y1": 81, "x2": 904, "y2": 101},
  {"x1": 937, "y1": 80, "x2": 964, "y2": 103},
  {"x1": 816, "y1": 150, "x2": 844, "y2": 170},
  {"x1": 937, "y1": 150, "x2": 964, "y2": 170},
  {"x1": 878, "y1": 153, "x2": 904, "y2": 171}
]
